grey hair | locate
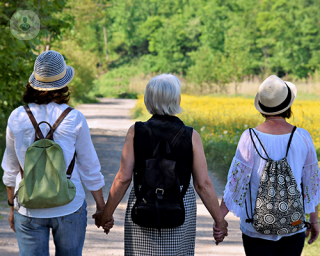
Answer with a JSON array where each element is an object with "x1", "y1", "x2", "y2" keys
[{"x1": 144, "y1": 74, "x2": 181, "y2": 115}]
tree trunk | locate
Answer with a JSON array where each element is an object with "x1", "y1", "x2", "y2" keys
[{"x1": 103, "y1": 26, "x2": 109, "y2": 62}]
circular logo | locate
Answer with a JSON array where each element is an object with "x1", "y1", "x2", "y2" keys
[
  {"x1": 267, "y1": 203, "x2": 273, "y2": 210},
  {"x1": 279, "y1": 202, "x2": 288, "y2": 212},
  {"x1": 264, "y1": 214, "x2": 276, "y2": 224},
  {"x1": 268, "y1": 187, "x2": 276, "y2": 197},
  {"x1": 270, "y1": 176, "x2": 275, "y2": 182},
  {"x1": 277, "y1": 228, "x2": 288, "y2": 235},
  {"x1": 293, "y1": 202, "x2": 298, "y2": 208},
  {"x1": 278, "y1": 175, "x2": 285, "y2": 185},
  {"x1": 280, "y1": 217, "x2": 286, "y2": 224},
  {"x1": 291, "y1": 212, "x2": 301, "y2": 222},
  {"x1": 256, "y1": 198, "x2": 263, "y2": 208},
  {"x1": 10, "y1": 10, "x2": 40, "y2": 40},
  {"x1": 288, "y1": 185, "x2": 296, "y2": 196}
]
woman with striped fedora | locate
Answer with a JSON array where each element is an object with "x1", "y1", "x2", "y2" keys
[
  {"x1": 214, "y1": 75, "x2": 320, "y2": 255},
  {"x1": 2, "y1": 50, "x2": 108, "y2": 256}
]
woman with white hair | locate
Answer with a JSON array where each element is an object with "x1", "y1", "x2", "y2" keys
[
  {"x1": 93, "y1": 74, "x2": 228, "y2": 255},
  {"x1": 214, "y1": 75, "x2": 320, "y2": 256}
]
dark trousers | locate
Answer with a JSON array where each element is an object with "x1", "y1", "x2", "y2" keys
[{"x1": 242, "y1": 232, "x2": 305, "y2": 256}]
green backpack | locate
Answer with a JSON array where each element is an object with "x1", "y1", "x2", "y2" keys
[{"x1": 15, "y1": 105, "x2": 76, "y2": 209}]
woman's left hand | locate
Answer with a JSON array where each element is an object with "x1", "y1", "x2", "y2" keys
[
  {"x1": 213, "y1": 223, "x2": 227, "y2": 245},
  {"x1": 9, "y1": 208, "x2": 15, "y2": 232},
  {"x1": 306, "y1": 222, "x2": 319, "y2": 244},
  {"x1": 92, "y1": 211, "x2": 106, "y2": 228}
]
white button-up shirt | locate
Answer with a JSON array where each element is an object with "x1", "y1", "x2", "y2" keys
[{"x1": 2, "y1": 103, "x2": 105, "y2": 218}]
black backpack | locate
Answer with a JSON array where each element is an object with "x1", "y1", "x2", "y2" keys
[{"x1": 131, "y1": 122, "x2": 188, "y2": 236}]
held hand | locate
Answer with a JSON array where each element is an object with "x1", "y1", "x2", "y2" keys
[
  {"x1": 306, "y1": 223, "x2": 319, "y2": 245},
  {"x1": 103, "y1": 216, "x2": 114, "y2": 235},
  {"x1": 214, "y1": 220, "x2": 228, "y2": 245},
  {"x1": 9, "y1": 209, "x2": 15, "y2": 232},
  {"x1": 213, "y1": 225, "x2": 223, "y2": 245},
  {"x1": 92, "y1": 211, "x2": 104, "y2": 228}
]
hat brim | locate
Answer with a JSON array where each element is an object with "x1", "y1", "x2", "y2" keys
[
  {"x1": 29, "y1": 65, "x2": 75, "y2": 91},
  {"x1": 254, "y1": 81, "x2": 297, "y2": 116}
]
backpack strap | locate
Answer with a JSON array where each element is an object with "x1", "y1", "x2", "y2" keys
[
  {"x1": 286, "y1": 126, "x2": 297, "y2": 157},
  {"x1": 170, "y1": 126, "x2": 186, "y2": 149},
  {"x1": 24, "y1": 105, "x2": 44, "y2": 139},
  {"x1": 144, "y1": 122, "x2": 157, "y2": 150},
  {"x1": 249, "y1": 128, "x2": 270, "y2": 160},
  {"x1": 245, "y1": 181, "x2": 254, "y2": 224},
  {"x1": 52, "y1": 107, "x2": 76, "y2": 179},
  {"x1": 52, "y1": 107, "x2": 74, "y2": 132}
]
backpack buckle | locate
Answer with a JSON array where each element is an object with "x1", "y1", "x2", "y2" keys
[{"x1": 155, "y1": 188, "x2": 164, "y2": 199}]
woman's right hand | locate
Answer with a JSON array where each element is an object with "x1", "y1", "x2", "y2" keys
[{"x1": 306, "y1": 222, "x2": 319, "y2": 244}]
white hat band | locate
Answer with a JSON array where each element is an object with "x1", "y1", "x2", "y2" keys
[{"x1": 34, "y1": 68, "x2": 66, "y2": 83}]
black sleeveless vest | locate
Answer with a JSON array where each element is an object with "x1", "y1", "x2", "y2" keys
[{"x1": 133, "y1": 115, "x2": 193, "y2": 189}]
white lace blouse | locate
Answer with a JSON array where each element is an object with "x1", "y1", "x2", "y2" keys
[{"x1": 223, "y1": 128, "x2": 320, "y2": 241}]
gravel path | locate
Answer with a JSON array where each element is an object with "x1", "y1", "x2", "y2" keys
[{"x1": 0, "y1": 98, "x2": 244, "y2": 256}]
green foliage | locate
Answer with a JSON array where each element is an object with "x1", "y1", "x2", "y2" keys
[
  {"x1": 93, "y1": 0, "x2": 320, "y2": 93},
  {"x1": 92, "y1": 63, "x2": 144, "y2": 97}
]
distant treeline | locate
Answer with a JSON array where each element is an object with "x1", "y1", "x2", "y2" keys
[{"x1": 99, "y1": 0, "x2": 320, "y2": 92}]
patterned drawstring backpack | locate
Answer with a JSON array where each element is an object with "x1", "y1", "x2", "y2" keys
[{"x1": 246, "y1": 126, "x2": 311, "y2": 235}]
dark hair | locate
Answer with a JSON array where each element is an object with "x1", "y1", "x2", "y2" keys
[
  {"x1": 261, "y1": 107, "x2": 293, "y2": 119},
  {"x1": 22, "y1": 83, "x2": 70, "y2": 104}
]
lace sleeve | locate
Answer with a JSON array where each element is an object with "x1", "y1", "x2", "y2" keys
[
  {"x1": 303, "y1": 162, "x2": 320, "y2": 213},
  {"x1": 223, "y1": 130, "x2": 254, "y2": 217},
  {"x1": 223, "y1": 158, "x2": 253, "y2": 217},
  {"x1": 300, "y1": 129, "x2": 320, "y2": 213}
]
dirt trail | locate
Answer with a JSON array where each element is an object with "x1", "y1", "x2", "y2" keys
[{"x1": 0, "y1": 98, "x2": 244, "y2": 256}]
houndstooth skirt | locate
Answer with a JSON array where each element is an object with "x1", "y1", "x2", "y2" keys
[{"x1": 124, "y1": 185, "x2": 197, "y2": 256}]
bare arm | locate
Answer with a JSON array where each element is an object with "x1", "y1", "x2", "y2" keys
[
  {"x1": 94, "y1": 125, "x2": 135, "y2": 226},
  {"x1": 91, "y1": 188, "x2": 105, "y2": 212},
  {"x1": 6, "y1": 186, "x2": 15, "y2": 232},
  {"x1": 306, "y1": 205, "x2": 319, "y2": 244},
  {"x1": 192, "y1": 130, "x2": 227, "y2": 235},
  {"x1": 219, "y1": 198, "x2": 230, "y2": 218}
]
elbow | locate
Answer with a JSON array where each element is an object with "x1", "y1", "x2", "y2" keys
[
  {"x1": 194, "y1": 178, "x2": 212, "y2": 194},
  {"x1": 117, "y1": 174, "x2": 132, "y2": 185}
]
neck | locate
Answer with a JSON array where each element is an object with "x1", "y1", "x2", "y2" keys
[{"x1": 265, "y1": 117, "x2": 286, "y2": 122}]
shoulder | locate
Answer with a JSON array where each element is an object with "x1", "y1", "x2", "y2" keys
[
  {"x1": 295, "y1": 127, "x2": 314, "y2": 147},
  {"x1": 296, "y1": 127, "x2": 312, "y2": 138},
  {"x1": 238, "y1": 129, "x2": 252, "y2": 145},
  {"x1": 7, "y1": 106, "x2": 29, "y2": 132}
]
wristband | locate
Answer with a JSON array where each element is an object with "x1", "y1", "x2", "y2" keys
[
  {"x1": 7, "y1": 199, "x2": 14, "y2": 207},
  {"x1": 310, "y1": 221, "x2": 319, "y2": 224}
]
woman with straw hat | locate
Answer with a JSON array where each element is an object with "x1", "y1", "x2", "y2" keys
[
  {"x1": 2, "y1": 50, "x2": 107, "y2": 256},
  {"x1": 214, "y1": 75, "x2": 320, "y2": 255}
]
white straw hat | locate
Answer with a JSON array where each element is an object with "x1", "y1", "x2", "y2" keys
[
  {"x1": 254, "y1": 75, "x2": 297, "y2": 115},
  {"x1": 29, "y1": 50, "x2": 75, "y2": 91}
]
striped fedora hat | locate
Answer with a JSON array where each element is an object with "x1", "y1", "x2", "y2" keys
[{"x1": 29, "y1": 50, "x2": 75, "y2": 91}]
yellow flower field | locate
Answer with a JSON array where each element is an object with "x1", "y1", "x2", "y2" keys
[{"x1": 133, "y1": 94, "x2": 320, "y2": 177}]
